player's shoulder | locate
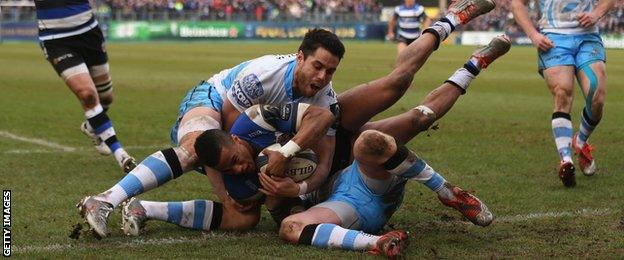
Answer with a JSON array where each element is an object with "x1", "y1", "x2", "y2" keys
[
  {"x1": 248, "y1": 54, "x2": 296, "y2": 69},
  {"x1": 240, "y1": 54, "x2": 296, "y2": 78}
]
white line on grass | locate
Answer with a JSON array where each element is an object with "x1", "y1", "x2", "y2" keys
[
  {"x1": 2, "y1": 145, "x2": 168, "y2": 154},
  {"x1": 495, "y1": 208, "x2": 613, "y2": 223},
  {"x1": 13, "y1": 208, "x2": 617, "y2": 254},
  {"x1": 0, "y1": 130, "x2": 76, "y2": 152}
]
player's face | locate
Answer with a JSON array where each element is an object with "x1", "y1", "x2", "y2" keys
[
  {"x1": 405, "y1": 0, "x2": 415, "y2": 6},
  {"x1": 214, "y1": 136, "x2": 256, "y2": 175},
  {"x1": 294, "y1": 48, "x2": 340, "y2": 98}
]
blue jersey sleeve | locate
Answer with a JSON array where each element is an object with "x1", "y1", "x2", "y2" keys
[{"x1": 229, "y1": 102, "x2": 302, "y2": 149}]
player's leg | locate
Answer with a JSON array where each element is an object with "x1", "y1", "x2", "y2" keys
[
  {"x1": 572, "y1": 34, "x2": 607, "y2": 176},
  {"x1": 535, "y1": 33, "x2": 578, "y2": 187},
  {"x1": 120, "y1": 197, "x2": 260, "y2": 236},
  {"x1": 396, "y1": 40, "x2": 408, "y2": 54},
  {"x1": 360, "y1": 35, "x2": 511, "y2": 144},
  {"x1": 279, "y1": 204, "x2": 408, "y2": 257},
  {"x1": 338, "y1": 0, "x2": 496, "y2": 132},
  {"x1": 78, "y1": 84, "x2": 224, "y2": 237},
  {"x1": 543, "y1": 67, "x2": 577, "y2": 186},
  {"x1": 352, "y1": 130, "x2": 493, "y2": 226}
]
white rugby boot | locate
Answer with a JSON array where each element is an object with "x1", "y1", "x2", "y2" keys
[
  {"x1": 80, "y1": 121, "x2": 112, "y2": 155},
  {"x1": 77, "y1": 196, "x2": 114, "y2": 238},
  {"x1": 121, "y1": 197, "x2": 148, "y2": 236}
]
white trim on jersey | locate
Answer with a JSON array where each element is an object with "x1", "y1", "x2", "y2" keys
[
  {"x1": 38, "y1": 10, "x2": 93, "y2": 30},
  {"x1": 38, "y1": 19, "x2": 98, "y2": 41}
]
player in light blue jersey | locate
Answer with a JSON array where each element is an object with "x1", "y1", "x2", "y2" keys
[
  {"x1": 77, "y1": 29, "x2": 345, "y2": 238},
  {"x1": 511, "y1": 0, "x2": 615, "y2": 187},
  {"x1": 82, "y1": 0, "x2": 498, "y2": 238},
  {"x1": 387, "y1": 0, "x2": 432, "y2": 54},
  {"x1": 118, "y1": 17, "x2": 510, "y2": 260},
  {"x1": 35, "y1": 0, "x2": 137, "y2": 172}
]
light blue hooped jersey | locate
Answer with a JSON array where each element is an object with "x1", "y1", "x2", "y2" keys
[{"x1": 538, "y1": 0, "x2": 598, "y2": 34}]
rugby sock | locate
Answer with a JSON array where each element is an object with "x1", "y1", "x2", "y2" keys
[
  {"x1": 446, "y1": 67, "x2": 476, "y2": 94},
  {"x1": 575, "y1": 108, "x2": 600, "y2": 148},
  {"x1": 423, "y1": 17, "x2": 456, "y2": 49},
  {"x1": 298, "y1": 224, "x2": 379, "y2": 251},
  {"x1": 140, "y1": 200, "x2": 222, "y2": 231},
  {"x1": 95, "y1": 79, "x2": 113, "y2": 111},
  {"x1": 85, "y1": 104, "x2": 127, "y2": 165},
  {"x1": 95, "y1": 148, "x2": 183, "y2": 207},
  {"x1": 382, "y1": 145, "x2": 451, "y2": 199},
  {"x1": 552, "y1": 112, "x2": 573, "y2": 163}
]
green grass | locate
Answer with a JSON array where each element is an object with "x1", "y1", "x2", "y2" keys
[{"x1": 1, "y1": 41, "x2": 623, "y2": 258}]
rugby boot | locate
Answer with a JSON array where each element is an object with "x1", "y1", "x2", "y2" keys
[
  {"x1": 471, "y1": 35, "x2": 512, "y2": 69},
  {"x1": 572, "y1": 133, "x2": 596, "y2": 176},
  {"x1": 557, "y1": 161, "x2": 576, "y2": 187},
  {"x1": 438, "y1": 183, "x2": 493, "y2": 226},
  {"x1": 120, "y1": 154, "x2": 138, "y2": 174},
  {"x1": 121, "y1": 198, "x2": 147, "y2": 236},
  {"x1": 368, "y1": 230, "x2": 409, "y2": 258},
  {"x1": 447, "y1": 0, "x2": 496, "y2": 25},
  {"x1": 77, "y1": 196, "x2": 113, "y2": 238},
  {"x1": 80, "y1": 121, "x2": 112, "y2": 155}
]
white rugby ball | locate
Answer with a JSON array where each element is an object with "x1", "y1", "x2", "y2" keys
[{"x1": 256, "y1": 143, "x2": 318, "y2": 182}]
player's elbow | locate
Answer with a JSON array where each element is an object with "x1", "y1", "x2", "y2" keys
[{"x1": 279, "y1": 216, "x2": 305, "y2": 244}]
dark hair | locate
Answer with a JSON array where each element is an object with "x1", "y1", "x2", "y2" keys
[
  {"x1": 298, "y1": 28, "x2": 345, "y2": 60},
  {"x1": 194, "y1": 129, "x2": 233, "y2": 168}
]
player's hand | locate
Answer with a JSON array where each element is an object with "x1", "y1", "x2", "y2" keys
[
  {"x1": 577, "y1": 12, "x2": 599, "y2": 27},
  {"x1": 529, "y1": 33, "x2": 554, "y2": 52},
  {"x1": 261, "y1": 148, "x2": 290, "y2": 177},
  {"x1": 258, "y1": 171, "x2": 299, "y2": 197},
  {"x1": 385, "y1": 32, "x2": 395, "y2": 41}
]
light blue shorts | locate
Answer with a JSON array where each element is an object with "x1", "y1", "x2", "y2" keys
[
  {"x1": 322, "y1": 162, "x2": 406, "y2": 234},
  {"x1": 538, "y1": 32, "x2": 605, "y2": 73},
  {"x1": 170, "y1": 81, "x2": 223, "y2": 145}
]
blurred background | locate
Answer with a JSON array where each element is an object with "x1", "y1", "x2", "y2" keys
[{"x1": 1, "y1": 0, "x2": 623, "y2": 47}]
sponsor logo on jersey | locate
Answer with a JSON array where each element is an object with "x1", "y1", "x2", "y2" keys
[{"x1": 232, "y1": 74, "x2": 263, "y2": 108}]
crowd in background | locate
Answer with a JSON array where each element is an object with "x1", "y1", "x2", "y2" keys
[
  {"x1": 101, "y1": 0, "x2": 383, "y2": 22},
  {"x1": 2, "y1": 0, "x2": 623, "y2": 33},
  {"x1": 465, "y1": 0, "x2": 624, "y2": 34}
]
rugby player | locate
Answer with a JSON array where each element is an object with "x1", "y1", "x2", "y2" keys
[
  {"x1": 511, "y1": 0, "x2": 615, "y2": 186},
  {"x1": 119, "y1": 35, "x2": 510, "y2": 258},
  {"x1": 80, "y1": 0, "x2": 498, "y2": 238},
  {"x1": 77, "y1": 28, "x2": 345, "y2": 237},
  {"x1": 387, "y1": 0, "x2": 432, "y2": 54},
  {"x1": 35, "y1": 0, "x2": 136, "y2": 172}
]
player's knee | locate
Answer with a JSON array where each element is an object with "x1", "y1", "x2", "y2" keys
[
  {"x1": 279, "y1": 216, "x2": 305, "y2": 244},
  {"x1": 220, "y1": 204, "x2": 260, "y2": 231},
  {"x1": 76, "y1": 88, "x2": 99, "y2": 108},
  {"x1": 177, "y1": 137, "x2": 200, "y2": 170},
  {"x1": 552, "y1": 86, "x2": 573, "y2": 102},
  {"x1": 410, "y1": 105, "x2": 437, "y2": 132}
]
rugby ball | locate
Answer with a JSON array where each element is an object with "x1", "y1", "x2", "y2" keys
[{"x1": 256, "y1": 143, "x2": 318, "y2": 182}]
